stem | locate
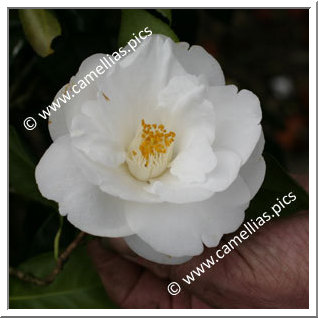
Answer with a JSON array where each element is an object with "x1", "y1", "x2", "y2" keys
[
  {"x1": 54, "y1": 215, "x2": 64, "y2": 261},
  {"x1": 9, "y1": 231, "x2": 86, "y2": 286}
]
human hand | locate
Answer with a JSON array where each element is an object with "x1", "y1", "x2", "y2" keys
[{"x1": 87, "y1": 209, "x2": 308, "y2": 309}]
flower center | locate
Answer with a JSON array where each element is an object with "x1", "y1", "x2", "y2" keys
[{"x1": 126, "y1": 119, "x2": 176, "y2": 181}]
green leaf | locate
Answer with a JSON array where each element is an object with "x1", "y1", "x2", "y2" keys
[
  {"x1": 10, "y1": 246, "x2": 117, "y2": 309},
  {"x1": 9, "y1": 125, "x2": 55, "y2": 207},
  {"x1": 118, "y1": 9, "x2": 178, "y2": 47},
  {"x1": 19, "y1": 9, "x2": 61, "y2": 57},
  {"x1": 245, "y1": 153, "x2": 309, "y2": 220},
  {"x1": 156, "y1": 9, "x2": 172, "y2": 24}
]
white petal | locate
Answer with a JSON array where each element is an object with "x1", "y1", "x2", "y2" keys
[
  {"x1": 250, "y1": 130, "x2": 265, "y2": 159},
  {"x1": 48, "y1": 36, "x2": 224, "y2": 142},
  {"x1": 68, "y1": 71, "x2": 220, "y2": 203},
  {"x1": 170, "y1": 130, "x2": 217, "y2": 184},
  {"x1": 202, "y1": 150, "x2": 242, "y2": 192},
  {"x1": 210, "y1": 85, "x2": 262, "y2": 165},
  {"x1": 48, "y1": 84, "x2": 69, "y2": 141},
  {"x1": 201, "y1": 205, "x2": 247, "y2": 248},
  {"x1": 70, "y1": 98, "x2": 126, "y2": 168},
  {"x1": 48, "y1": 53, "x2": 110, "y2": 141},
  {"x1": 240, "y1": 131, "x2": 266, "y2": 198},
  {"x1": 124, "y1": 176, "x2": 251, "y2": 257},
  {"x1": 98, "y1": 165, "x2": 161, "y2": 203},
  {"x1": 124, "y1": 201, "x2": 204, "y2": 257},
  {"x1": 35, "y1": 136, "x2": 133, "y2": 237},
  {"x1": 157, "y1": 74, "x2": 216, "y2": 183},
  {"x1": 76, "y1": 53, "x2": 110, "y2": 84},
  {"x1": 72, "y1": 148, "x2": 161, "y2": 203},
  {"x1": 146, "y1": 172, "x2": 214, "y2": 203},
  {"x1": 35, "y1": 136, "x2": 82, "y2": 202},
  {"x1": 145, "y1": 149, "x2": 241, "y2": 204},
  {"x1": 96, "y1": 35, "x2": 188, "y2": 144},
  {"x1": 124, "y1": 235, "x2": 192, "y2": 265},
  {"x1": 172, "y1": 41, "x2": 225, "y2": 86},
  {"x1": 62, "y1": 183, "x2": 133, "y2": 237}
]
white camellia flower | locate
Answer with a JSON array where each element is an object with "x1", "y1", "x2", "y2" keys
[{"x1": 36, "y1": 34, "x2": 265, "y2": 265}]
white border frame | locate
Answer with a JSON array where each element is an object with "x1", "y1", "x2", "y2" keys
[{"x1": 3, "y1": 0, "x2": 316, "y2": 316}]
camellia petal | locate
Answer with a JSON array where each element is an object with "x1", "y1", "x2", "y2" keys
[
  {"x1": 71, "y1": 148, "x2": 161, "y2": 203},
  {"x1": 201, "y1": 150, "x2": 242, "y2": 192},
  {"x1": 124, "y1": 175, "x2": 251, "y2": 257},
  {"x1": 36, "y1": 34, "x2": 266, "y2": 264},
  {"x1": 48, "y1": 83, "x2": 72, "y2": 141},
  {"x1": 209, "y1": 85, "x2": 262, "y2": 165},
  {"x1": 70, "y1": 99, "x2": 126, "y2": 168},
  {"x1": 125, "y1": 235, "x2": 193, "y2": 265},
  {"x1": 240, "y1": 131, "x2": 266, "y2": 198},
  {"x1": 145, "y1": 171, "x2": 214, "y2": 203},
  {"x1": 172, "y1": 41, "x2": 225, "y2": 86},
  {"x1": 35, "y1": 136, "x2": 133, "y2": 237},
  {"x1": 157, "y1": 74, "x2": 217, "y2": 183},
  {"x1": 48, "y1": 54, "x2": 108, "y2": 140}
]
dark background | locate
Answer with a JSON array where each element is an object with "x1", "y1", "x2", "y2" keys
[{"x1": 9, "y1": 9, "x2": 309, "y2": 266}]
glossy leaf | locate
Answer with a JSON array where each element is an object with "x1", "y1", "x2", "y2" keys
[
  {"x1": 118, "y1": 9, "x2": 178, "y2": 47},
  {"x1": 10, "y1": 246, "x2": 117, "y2": 309},
  {"x1": 19, "y1": 9, "x2": 61, "y2": 57},
  {"x1": 156, "y1": 9, "x2": 172, "y2": 24}
]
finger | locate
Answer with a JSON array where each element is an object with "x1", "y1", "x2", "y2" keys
[
  {"x1": 87, "y1": 239, "x2": 142, "y2": 305},
  {"x1": 87, "y1": 239, "x2": 195, "y2": 308},
  {"x1": 105, "y1": 238, "x2": 221, "y2": 308}
]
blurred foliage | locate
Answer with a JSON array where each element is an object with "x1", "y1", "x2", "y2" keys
[
  {"x1": 19, "y1": 9, "x2": 62, "y2": 57},
  {"x1": 156, "y1": 9, "x2": 172, "y2": 24},
  {"x1": 10, "y1": 247, "x2": 116, "y2": 308},
  {"x1": 119, "y1": 9, "x2": 178, "y2": 46},
  {"x1": 9, "y1": 125, "x2": 56, "y2": 207},
  {"x1": 9, "y1": 9, "x2": 309, "y2": 309}
]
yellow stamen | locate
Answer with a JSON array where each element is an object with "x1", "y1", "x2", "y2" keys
[
  {"x1": 64, "y1": 83, "x2": 70, "y2": 94},
  {"x1": 126, "y1": 119, "x2": 176, "y2": 181},
  {"x1": 102, "y1": 92, "x2": 110, "y2": 101},
  {"x1": 139, "y1": 119, "x2": 175, "y2": 166}
]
